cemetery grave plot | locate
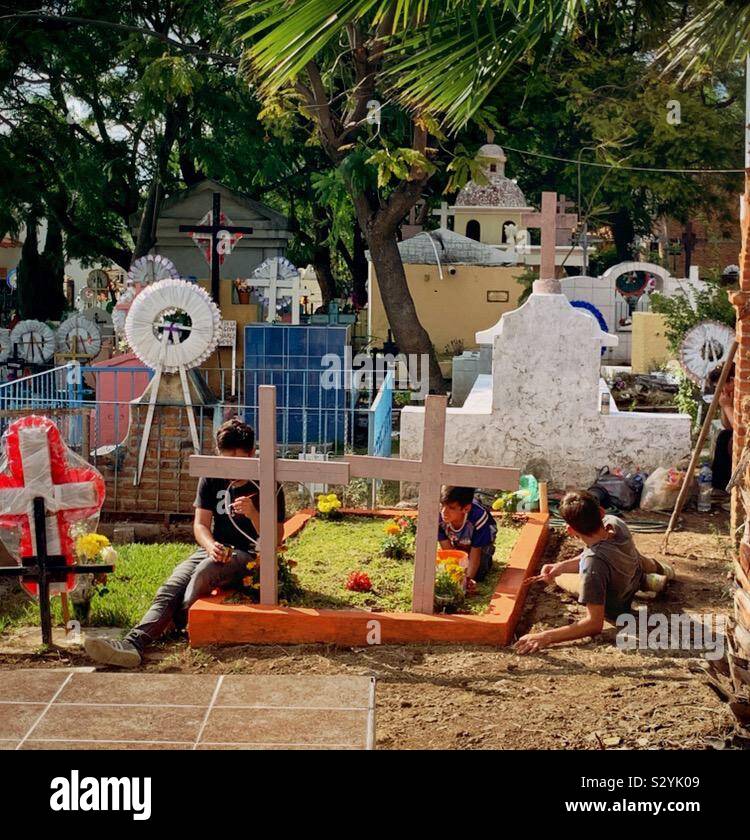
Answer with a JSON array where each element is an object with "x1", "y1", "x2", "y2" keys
[
  {"x1": 188, "y1": 386, "x2": 549, "y2": 648},
  {"x1": 0, "y1": 670, "x2": 375, "y2": 750},
  {"x1": 255, "y1": 512, "x2": 522, "y2": 614},
  {"x1": 189, "y1": 508, "x2": 548, "y2": 647}
]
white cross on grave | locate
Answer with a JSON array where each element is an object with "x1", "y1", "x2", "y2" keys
[
  {"x1": 521, "y1": 190, "x2": 578, "y2": 292},
  {"x1": 431, "y1": 201, "x2": 452, "y2": 229},
  {"x1": 251, "y1": 258, "x2": 301, "y2": 324},
  {"x1": 190, "y1": 386, "x2": 519, "y2": 613},
  {"x1": 0, "y1": 424, "x2": 99, "y2": 592}
]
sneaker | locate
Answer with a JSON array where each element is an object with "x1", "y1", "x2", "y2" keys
[
  {"x1": 643, "y1": 573, "x2": 668, "y2": 594},
  {"x1": 84, "y1": 636, "x2": 142, "y2": 668}
]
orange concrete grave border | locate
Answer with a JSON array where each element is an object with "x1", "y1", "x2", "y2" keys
[{"x1": 188, "y1": 509, "x2": 549, "y2": 648}]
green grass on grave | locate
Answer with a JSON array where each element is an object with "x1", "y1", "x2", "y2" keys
[
  {"x1": 0, "y1": 516, "x2": 521, "y2": 636},
  {"x1": 0, "y1": 543, "x2": 193, "y2": 634},
  {"x1": 285, "y1": 516, "x2": 520, "y2": 614}
]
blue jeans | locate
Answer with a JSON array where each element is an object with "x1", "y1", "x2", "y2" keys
[{"x1": 125, "y1": 548, "x2": 252, "y2": 653}]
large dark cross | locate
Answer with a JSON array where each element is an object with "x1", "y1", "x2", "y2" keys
[{"x1": 179, "y1": 192, "x2": 255, "y2": 303}]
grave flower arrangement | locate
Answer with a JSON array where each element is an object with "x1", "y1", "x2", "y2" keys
[
  {"x1": 316, "y1": 492, "x2": 343, "y2": 520},
  {"x1": 238, "y1": 552, "x2": 300, "y2": 603},
  {"x1": 380, "y1": 517, "x2": 414, "y2": 559},
  {"x1": 345, "y1": 570, "x2": 372, "y2": 592},
  {"x1": 434, "y1": 555, "x2": 466, "y2": 612},
  {"x1": 492, "y1": 491, "x2": 521, "y2": 521}
]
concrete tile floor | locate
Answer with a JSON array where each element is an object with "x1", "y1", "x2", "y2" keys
[{"x1": 0, "y1": 670, "x2": 376, "y2": 750}]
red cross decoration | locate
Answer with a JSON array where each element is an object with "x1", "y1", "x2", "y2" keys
[
  {"x1": 0, "y1": 416, "x2": 105, "y2": 597},
  {"x1": 189, "y1": 209, "x2": 244, "y2": 266}
]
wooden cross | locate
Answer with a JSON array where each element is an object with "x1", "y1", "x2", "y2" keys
[
  {"x1": 190, "y1": 387, "x2": 350, "y2": 604},
  {"x1": 520, "y1": 191, "x2": 578, "y2": 288},
  {"x1": 178, "y1": 192, "x2": 255, "y2": 304},
  {"x1": 190, "y1": 387, "x2": 519, "y2": 613}
]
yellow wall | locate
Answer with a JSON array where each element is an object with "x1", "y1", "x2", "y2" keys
[
  {"x1": 453, "y1": 210, "x2": 524, "y2": 246},
  {"x1": 631, "y1": 311, "x2": 671, "y2": 373},
  {"x1": 369, "y1": 263, "x2": 526, "y2": 355},
  {"x1": 197, "y1": 279, "x2": 261, "y2": 388}
]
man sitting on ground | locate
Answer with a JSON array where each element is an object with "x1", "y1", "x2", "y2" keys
[
  {"x1": 438, "y1": 485, "x2": 497, "y2": 583},
  {"x1": 515, "y1": 490, "x2": 673, "y2": 654},
  {"x1": 85, "y1": 418, "x2": 285, "y2": 668}
]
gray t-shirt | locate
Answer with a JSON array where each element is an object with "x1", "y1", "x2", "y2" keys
[{"x1": 579, "y1": 516, "x2": 644, "y2": 620}]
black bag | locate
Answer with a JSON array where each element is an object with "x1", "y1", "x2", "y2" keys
[{"x1": 588, "y1": 467, "x2": 641, "y2": 511}]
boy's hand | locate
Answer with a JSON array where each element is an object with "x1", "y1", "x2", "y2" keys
[
  {"x1": 531, "y1": 563, "x2": 561, "y2": 584},
  {"x1": 231, "y1": 495, "x2": 257, "y2": 518},
  {"x1": 515, "y1": 631, "x2": 550, "y2": 655}
]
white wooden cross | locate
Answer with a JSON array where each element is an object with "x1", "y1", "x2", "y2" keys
[
  {"x1": 432, "y1": 201, "x2": 452, "y2": 229},
  {"x1": 521, "y1": 191, "x2": 578, "y2": 291},
  {"x1": 251, "y1": 257, "x2": 301, "y2": 325},
  {"x1": 190, "y1": 386, "x2": 519, "y2": 613}
]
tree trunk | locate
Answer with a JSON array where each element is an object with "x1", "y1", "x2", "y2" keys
[
  {"x1": 364, "y1": 222, "x2": 445, "y2": 395},
  {"x1": 17, "y1": 214, "x2": 67, "y2": 321},
  {"x1": 133, "y1": 106, "x2": 180, "y2": 259},
  {"x1": 611, "y1": 209, "x2": 636, "y2": 261},
  {"x1": 350, "y1": 220, "x2": 368, "y2": 307}
]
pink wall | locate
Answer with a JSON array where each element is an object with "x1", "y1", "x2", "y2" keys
[{"x1": 89, "y1": 353, "x2": 151, "y2": 449}]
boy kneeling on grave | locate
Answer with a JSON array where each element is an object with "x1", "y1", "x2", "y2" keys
[
  {"x1": 515, "y1": 490, "x2": 673, "y2": 655},
  {"x1": 85, "y1": 418, "x2": 285, "y2": 668},
  {"x1": 439, "y1": 486, "x2": 497, "y2": 584}
]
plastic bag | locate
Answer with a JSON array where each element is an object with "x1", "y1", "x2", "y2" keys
[
  {"x1": 589, "y1": 467, "x2": 641, "y2": 511},
  {"x1": 0, "y1": 414, "x2": 109, "y2": 597},
  {"x1": 640, "y1": 467, "x2": 686, "y2": 512}
]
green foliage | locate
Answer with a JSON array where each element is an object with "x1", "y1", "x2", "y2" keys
[
  {"x1": 366, "y1": 147, "x2": 437, "y2": 188},
  {"x1": 675, "y1": 372, "x2": 701, "y2": 427},
  {"x1": 380, "y1": 519, "x2": 415, "y2": 560},
  {"x1": 650, "y1": 281, "x2": 735, "y2": 353},
  {"x1": 0, "y1": 542, "x2": 194, "y2": 632}
]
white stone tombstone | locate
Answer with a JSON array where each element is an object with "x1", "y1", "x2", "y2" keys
[{"x1": 400, "y1": 290, "x2": 692, "y2": 487}]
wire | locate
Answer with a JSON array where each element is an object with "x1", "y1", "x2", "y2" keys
[{"x1": 501, "y1": 144, "x2": 745, "y2": 175}]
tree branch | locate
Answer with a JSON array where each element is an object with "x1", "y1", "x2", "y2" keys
[{"x1": 0, "y1": 12, "x2": 238, "y2": 65}]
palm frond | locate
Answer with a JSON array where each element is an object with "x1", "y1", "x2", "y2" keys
[
  {"x1": 659, "y1": 0, "x2": 750, "y2": 81},
  {"x1": 228, "y1": 0, "x2": 592, "y2": 131}
]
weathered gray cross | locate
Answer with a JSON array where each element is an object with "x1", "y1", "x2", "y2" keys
[{"x1": 190, "y1": 386, "x2": 519, "y2": 613}]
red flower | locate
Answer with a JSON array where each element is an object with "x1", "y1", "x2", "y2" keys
[{"x1": 346, "y1": 570, "x2": 372, "y2": 592}]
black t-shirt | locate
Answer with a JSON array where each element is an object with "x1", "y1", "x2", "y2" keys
[{"x1": 194, "y1": 477, "x2": 286, "y2": 553}]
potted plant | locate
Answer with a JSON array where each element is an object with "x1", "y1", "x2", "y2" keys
[{"x1": 233, "y1": 277, "x2": 253, "y2": 305}]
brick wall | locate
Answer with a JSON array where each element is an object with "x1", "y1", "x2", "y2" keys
[
  {"x1": 665, "y1": 200, "x2": 742, "y2": 277},
  {"x1": 99, "y1": 402, "x2": 215, "y2": 515}
]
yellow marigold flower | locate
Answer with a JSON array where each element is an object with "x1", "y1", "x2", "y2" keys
[
  {"x1": 385, "y1": 523, "x2": 400, "y2": 535},
  {"x1": 75, "y1": 533, "x2": 111, "y2": 561},
  {"x1": 492, "y1": 498, "x2": 503, "y2": 511},
  {"x1": 246, "y1": 560, "x2": 257, "y2": 571},
  {"x1": 327, "y1": 493, "x2": 338, "y2": 502}
]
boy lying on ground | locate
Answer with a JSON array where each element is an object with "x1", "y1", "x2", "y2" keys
[
  {"x1": 438, "y1": 485, "x2": 497, "y2": 583},
  {"x1": 85, "y1": 418, "x2": 285, "y2": 668},
  {"x1": 515, "y1": 490, "x2": 673, "y2": 655}
]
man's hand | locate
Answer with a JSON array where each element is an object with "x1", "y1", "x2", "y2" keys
[
  {"x1": 209, "y1": 541, "x2": 229, "y2": 563},
  {"x1": 515, "y1": 631, "x2": 550, "y2": 655},
  {"x1": 231, "y1": 495, "x2": 257, "y2": 519}
]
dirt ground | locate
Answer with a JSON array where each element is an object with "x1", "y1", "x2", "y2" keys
[{"x1": 0, "y1": 510, "x2": 740, "y2": 749}]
